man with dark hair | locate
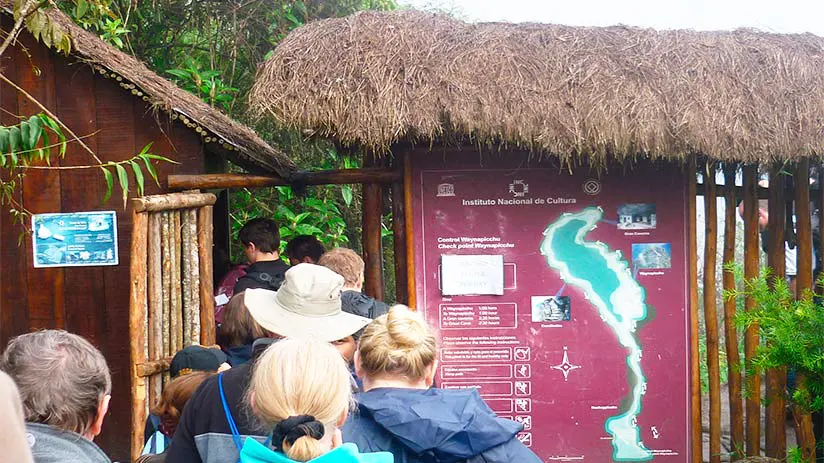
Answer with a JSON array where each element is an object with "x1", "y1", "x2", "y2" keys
[
  {"x1": 284, "y1": 235, "x2": 326, "y2": 265},
  {"x1": 233, "y1": 218, "x2": 290, "y2": 294}
]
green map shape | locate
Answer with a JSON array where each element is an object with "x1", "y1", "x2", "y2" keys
[{"x1": 540, "y1": 206, "x2": 653, "y2": 461}]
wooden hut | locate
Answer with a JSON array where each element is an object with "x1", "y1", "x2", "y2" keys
[
  {"x1": 244, "y1": 10, "x2": 824, "y2": 463},
  {"x1": 0, "y1": 3, "x2": 294, "y2": 460}
]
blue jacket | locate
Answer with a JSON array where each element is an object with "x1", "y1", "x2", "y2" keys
[
  {"x1": 342, "y1": 388, "x2": 541, "y2": 463},
  {"x1": 240, "y1": 440, "x2": 392, "y2": 463}
]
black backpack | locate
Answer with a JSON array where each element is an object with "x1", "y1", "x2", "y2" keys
[{"x1": 243, "y1": 269, "x2": 285, "y2": 291}]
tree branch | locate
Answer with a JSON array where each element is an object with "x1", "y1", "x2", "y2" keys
[
  {"x1": 0, "y1": 72, "x2": 104, "y2": 165},
  {"x1": 0, "y1": 0, "x2": 43, "y2": 58}
]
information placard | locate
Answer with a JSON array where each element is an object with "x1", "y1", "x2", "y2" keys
[
  {"x1": 412, "y1": 153, "x2": 690, "y2": 462},
  {"x1": 32, "y1": 211, "x2": 118, "y2": 268}
]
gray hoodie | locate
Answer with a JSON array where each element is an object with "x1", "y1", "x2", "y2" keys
[{"x1": 26, "y1": 423, "x2": 112, "y2": 463}]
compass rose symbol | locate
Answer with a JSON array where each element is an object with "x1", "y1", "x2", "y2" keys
[{"x1": 550, "y1": 346, "x2": 581, "y2": 381}]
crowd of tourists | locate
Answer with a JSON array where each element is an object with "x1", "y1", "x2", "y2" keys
[{"x1": 0, "y1": 217, "x2": 541, "y2": 463}]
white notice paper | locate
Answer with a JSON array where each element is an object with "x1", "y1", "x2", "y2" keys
[{"x1": 441, "y1": 254, "x2": 505, "y2": 296}]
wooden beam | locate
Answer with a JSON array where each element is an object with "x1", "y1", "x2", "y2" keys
[
  {"x1": 167, "y1": 168, "x2": 400, "y2": 190},
  {"x1": 391, "y1": 151, "x2": 409, "y2": 305},
  {"x1": 765, "y1": 163, "x2": 787, "y2": 459},
  {"x1": 742, "y1": 164, "x2": 761, "y2": 457},
  {"x1": 128, "y1": 209, "x2": 148, "y2": 463},
  {"x1": 136, "y1": 357, "x2": 172, "y2": 378},
  {"x1": 689, "y1": 157, "x2": 702, "y2": 463},
  {"x1": 703, "y1": 163, "x2": 722, "y2": 463},
  {"x1": 133, "y1": 191, "x2": 216, "y2": 212},
  {"x1": 362, "y1": 156, "x2": 385, "y2": 301},
  {"x1": 722, "y1": 164, "x2": 744, "y2": 461}
]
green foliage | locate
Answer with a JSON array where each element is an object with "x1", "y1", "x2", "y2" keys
[
  {"x1": 725, "y1": 264, "x2": 824, "y2": 413},
  {"x1": 99, "y1": 143, "x2": 176, "y2": 207},
  {"x1": 0, "y1": 114, "x2": 65, "y2": 168},
  {"x1": 230, "y1": 185, "x2": 350, "y2": 259},
  {"x1": 18, "y1": 0, "x2": 72, "y2": 54},
  {"x1": 98, "y1": 17, "x2": 130, "y2": 48},
  {"x1": 166, "y1": 61, "x2": 237, "y2": 111}
]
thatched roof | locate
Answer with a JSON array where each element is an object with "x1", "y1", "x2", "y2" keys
[
  {"x1": 250, "y1": 10, "x2": 824, "y2": 163},
  {"x1": 1, "y1": 2, "x2": 296, "y2": 175}
]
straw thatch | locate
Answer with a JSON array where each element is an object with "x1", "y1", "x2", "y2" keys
[
  {"x1": 0, "y1": 2, "x2": 295, "y2": 175},
  {"x1": 250, "y1": 10, "x2": 824, "y2": 163}
]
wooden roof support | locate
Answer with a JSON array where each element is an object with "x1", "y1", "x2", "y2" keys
[{"x1": 167, "y1": 168, "x2": 400, "y2": 190}]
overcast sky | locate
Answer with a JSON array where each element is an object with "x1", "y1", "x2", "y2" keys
[{"x1": 402, "y1": 0, "x2": 824, "y2": 36}]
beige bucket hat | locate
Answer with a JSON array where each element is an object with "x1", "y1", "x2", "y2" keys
[{"x1": 243, "y1": 263, "x2": 371, "y2": 342}]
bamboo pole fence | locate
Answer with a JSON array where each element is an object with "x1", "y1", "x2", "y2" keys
[
  {"x1": 128, "y1": 191, "x2": 216, "y2": 462},
  {"x1": 722, "y1": 164, "x2": 744, "y2": 460}
]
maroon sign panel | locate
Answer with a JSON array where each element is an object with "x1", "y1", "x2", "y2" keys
[{"x1": 411, "y1": 152, "x2": 691, "y2": 462}]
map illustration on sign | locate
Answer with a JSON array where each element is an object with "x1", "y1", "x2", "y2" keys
[
  {"x1": 413, "y1": 153, "x2": 690, "y2": 461},
  {"x1": 541, "y1": 207, "x2": 652, "y2": 461}
]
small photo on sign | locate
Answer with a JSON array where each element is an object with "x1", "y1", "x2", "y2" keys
[
  {"x1": 531, "y1": 296, "x2": 571, "y2": 322},
  {"x1": 632, "y1": 243, "x2": 672, "y2": 269},
  {"x1": 617, "y1": 203, "x2": 657, "y2": 230},
  {"x1": 440, "y1": 254, "x2": 504, "y2": 296}
]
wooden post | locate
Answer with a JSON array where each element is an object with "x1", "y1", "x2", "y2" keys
[
  {"x1": 181, "y1": 210, "x2": 194, "y2": 344},
  {"x1": 703, "y1": 163, "x2": 722, "y2": 463},
  {"x1": 742, "y1": 164, "x2": 761, "y2": 456},
  {"x1": 404, "y1": 151, "x2": 416, "y2": 309},
  {"x1": 765, "y1": 163, "x2": 787, "y2": 459},
  {"x1": 198, "y1": 205, "x2": 216, "y2": 345},
  {"x1": 792, "y1": 160, "x2": 816, "y2": 462},
  {"x1": 689, "y1": 157, "x2": 702, "y2": 463},
  {"x1": 795, "y1": 160, "x2": 813, "y2": 297},
  {"x1": 392, "y1": 150, "x2": 409, "y2": 304},
  {"x1": 188, "y1": 209, "x2": 201, "y2": 343},
  {"x1": 171, "y1": 211, "x2": 184, "y2": 351},
  {"x1": 362, "y1": 155, "x2": 385, "y2": 301},
  {"x1": 128, "y1": 209, "x2": 149, "y2": 463},
  {"x1": 722, "y1": 164, "x2": 744, "y2": 461},
  {"x1": 147, "y1": 213, "x2": 163, "y2": 405},
  {"x1": 181, "y1": 209, "x2": 200, "y2": 344},
  {"x1": 161, "y1": 212, "x2": 172, "y2": 361}
]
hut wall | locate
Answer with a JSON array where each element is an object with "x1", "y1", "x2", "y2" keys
[{"x1": 0, "y1": 20, "x2": 218, "y2": 461}]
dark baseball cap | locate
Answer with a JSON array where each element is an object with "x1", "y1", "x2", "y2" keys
[{"x1": 170, "y1": 345, "x2": 228, "y2": 378}]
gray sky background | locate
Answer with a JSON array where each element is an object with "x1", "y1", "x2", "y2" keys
[{"x1": 402, "y1": 0, "x2": 824, "y2": 36}]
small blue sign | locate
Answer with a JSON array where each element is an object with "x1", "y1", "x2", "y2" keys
[{"x1": 32, "y1": 211, "x2": 119, "y2": 268}]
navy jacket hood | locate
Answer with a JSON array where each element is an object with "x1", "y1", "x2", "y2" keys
[{"x1": 343, "y1": 388, "x2": 525, "y2": 462}]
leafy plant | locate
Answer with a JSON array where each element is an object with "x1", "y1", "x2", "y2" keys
[
  {"x1": 166, "y1": 62, "x2": 238, "y2": 111},
  {"x1": 726, "y1": 264, "x2": 824, "y2": 462},
  {"x1": 99, "y1": 17, "x2": 130, "y2": 48}
]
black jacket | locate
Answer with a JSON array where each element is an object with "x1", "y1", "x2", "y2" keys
[
  {"x1": 341, "y1": 291, "x2": 389, "y2": 319},
  {"x1": 165, "y1": 361, "x2": 263, "y2": 463},
  {"x1": 342, "y1": 388, "x2": 541, "y2": 463},
  {"x1": 233, "y1": 260, "x2": 290, "y2": 294}
]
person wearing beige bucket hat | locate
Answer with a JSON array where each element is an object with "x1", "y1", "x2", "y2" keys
[
  {"x1": 242, "y1": 264, "x2": 372, "y2": 343},
  {"x1": 166, "y1": 264, "x2": 374, "y2": 463}
]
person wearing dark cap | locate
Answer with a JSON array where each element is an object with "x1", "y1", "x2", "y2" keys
[
  {"x1": 166, "y1": 264, "x2": 372, "y2": 463},
  {"x1": 143, "y1": 345, "x2": 230, "y2": 451}
]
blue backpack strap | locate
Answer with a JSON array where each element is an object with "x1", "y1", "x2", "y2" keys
[{"x1": 218, "y1": 373, "x2": 244, "y2": 457}]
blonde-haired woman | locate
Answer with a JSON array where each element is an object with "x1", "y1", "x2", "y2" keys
[
  {"x1": 241, "y1": 338, "x2": 391, "y2": 463},
  {"x1": 344, "y1": 305, "x2": 541, "y2": 463}
]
